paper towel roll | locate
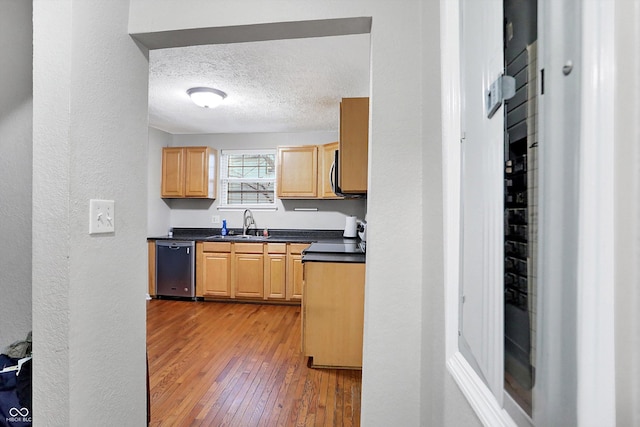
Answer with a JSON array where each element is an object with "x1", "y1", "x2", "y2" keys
[{"x1": 343, "y1": 216, "x2": 358, "y2": 238}]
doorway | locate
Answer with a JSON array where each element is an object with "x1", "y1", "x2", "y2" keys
[{"x1": 136, "y1": 17, "x2": 372, "y2": 424}]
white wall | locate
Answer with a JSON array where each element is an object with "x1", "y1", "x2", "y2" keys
[
  {"x1": 130, "y1": 1, "x2": 479, "y2": 425},
  {"x1": 33, "y1": 1, "x2": 149, "y2": 425},
  {"x1": 148, "y1": 127, "x2": 172, "y2": 236},
  {"x1": 421, "y1": 0, "x2": 482, "y2": 424},
  {"x1": 615, "y1": 0, "x2": 640, "y2": 425},
  {"x1": 0, "y1": 0, "x2": 32, "y2": 348},
  {"x1": 154, "y1": 131, "x2": 366, "y2": 232}
]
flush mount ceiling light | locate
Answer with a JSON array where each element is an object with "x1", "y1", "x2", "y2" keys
[{"x1": 187, "y1": 87, "x2": 227, "y2": 109}]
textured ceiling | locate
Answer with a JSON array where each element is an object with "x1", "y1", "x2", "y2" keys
[{"x1": 148, "y1": 34, "x2": 371, "y2": 134}]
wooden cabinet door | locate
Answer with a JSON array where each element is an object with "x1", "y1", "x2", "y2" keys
[
  {"x1": 287, "y1": 254, "x2": 304, "y2": 301},
  {"x1": 161, "y1": 146, "x2": 216, "y2": 199},
  {"x1": 202, "y1": 252, "x2": 231, "y2": 297},
  {"x1": 148, "y1": 241, "x2": 156, "y2": 297},
  {"x1": 265, "y1": 254, "x2": 286, "y2": 299},
  {"x1": 234, "y1": 253, "x2": 265, "y2": 298},
  {"x1": 184, "y1": 147, "x2": 209, "y2": 197},
  {"x1": 319, "y1": 142, "x2": 342, "y2": 199},
  {"x1": 286, "y1": 243, "x2": 309, "y2": 301},
  {"x1": 339, "y1": 97, "x2": 369, "y2": 193},
  {"x1": 303, "y1": 262, "x2": 365, "y2": 368},
  {"x1": 277, "y1": 146, "x2": 318, "y2": 198},
  {"x1": 161, "y1": 147, "x2": 185, "y2": 197}
]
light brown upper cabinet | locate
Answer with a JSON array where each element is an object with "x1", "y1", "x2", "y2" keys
[
  {"x1": 319, "y1": 141, "x2": 342, "y2": 199},
  {"x1": 339, "y1": 97, "x2": 369, "y2": 194},
  {"x1": 277, "y1": 142, "x2": 343, "y2": 199},
  {"x1": 277, "y1": 145, "x2": 318, "y2": 198},
  {"x1": 161, "y1": 146, "x2": 217, "y2": 199}
]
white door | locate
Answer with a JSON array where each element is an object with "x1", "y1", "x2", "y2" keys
[{"x1": 458, "y1": 0, "x2": 505, "y2": 401}]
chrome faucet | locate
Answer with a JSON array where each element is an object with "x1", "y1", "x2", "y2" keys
[{"x1": 243, "y1": 209, "x2": 255, "y2": 236}]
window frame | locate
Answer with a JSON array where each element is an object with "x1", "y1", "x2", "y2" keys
[{"x1": 217, "y1": 149, "x2": 277, "y2": 210}]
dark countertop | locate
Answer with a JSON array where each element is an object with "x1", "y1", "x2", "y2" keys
[
  {"x1": 301, "y1": 252, "x2": 366, "y2": 263},
  {"x1": 148, "y1": 228, "x2": 366, "y2": 263},
  {"x1": 301, "y1": 241, "x2": 366, "y2": 264},
  {"x1": 148, "y1": 228, "x2": 356, "y2": 244}
]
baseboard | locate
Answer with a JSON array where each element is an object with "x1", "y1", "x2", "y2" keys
[{"x1": 447, "y1": 352, "x2": 518, "y2": 427}]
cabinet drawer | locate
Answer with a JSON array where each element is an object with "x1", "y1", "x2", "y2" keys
[
  {"x1": 234, "y1": 243, "x2": 264, "y2": 254},
  {"x1": 266, "y1": 243, "x2": 286, "y2": 254},
  {"x1": 202, "y1": 242, "x2": 231, "y2": 252},
  {"x1": 288, "y1": 243, "x2": 311, "y2": 255}
]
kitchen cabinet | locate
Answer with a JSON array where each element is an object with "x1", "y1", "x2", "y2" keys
[
  {"x1": 148, "y1": 241, "x2": 156, "y2": 297},
  {"x1": 339, "y1": 97, "x2": 369, "y2": 194},
  {"x1": 233, "y1": 243, "x2": 264, "y2": 299},
  {"x1": 286, "y1": 243, "x2": 309, "y2": 301},
  {"x1": 161, "y1": 146, "x2": 217, "y2": 198},
  {"x1": 277, "y1": 146, "x2": 318, "y2": 198},
  {"x1": 302, "y1": 261, "x2": 365, "y2": 368},
  {"x1": 264, "y1": 243, "x2": 287, "y2": 300},
  {"x1": 319, "y1": 141, "x2": 342, "y2": 199},
  {"x1": 189, "y1": 240, "x2": 309, "y2": 303},
  {"x1": 277, "y1": 143, "x2": 341, "y2": 199},
  {"x1": 161, "y1": 147, "x2": 184, "y2": 197},
  {"x1": 200, "y1": 242, "x2": 232, "y2": 298}
]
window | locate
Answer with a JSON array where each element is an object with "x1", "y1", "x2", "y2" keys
[{"x1": 219, "y1": 150, "x2": 276, "y2": 208}]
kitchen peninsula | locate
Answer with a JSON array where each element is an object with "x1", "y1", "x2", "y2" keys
[{"x1": 301, "y1": 241, "x2": 366, "y2": 369}]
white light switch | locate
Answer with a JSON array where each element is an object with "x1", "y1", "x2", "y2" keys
[{"x1": 89, "y1": 199, "x2": 115, "y2": 234}]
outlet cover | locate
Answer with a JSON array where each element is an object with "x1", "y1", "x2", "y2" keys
[
  {"x1": 89, "y1": 199, "x2": 115, "y2": 234},
  {"x1": 212, "y1": 215, "x2": 221, "y2": 224}
]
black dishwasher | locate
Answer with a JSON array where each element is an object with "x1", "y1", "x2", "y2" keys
[{"x1": 155, "y1": 240, "x2": 195, "y2": 298}]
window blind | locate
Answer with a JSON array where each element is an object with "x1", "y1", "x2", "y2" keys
[{"x1": 219, "y1": 149, "x2": 276, "y2": 207}]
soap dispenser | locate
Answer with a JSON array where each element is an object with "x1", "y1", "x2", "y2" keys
[{"x1": 221, "y1": 219, "x2": 228, "y2": 236}]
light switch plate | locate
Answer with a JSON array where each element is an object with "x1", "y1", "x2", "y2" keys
[{"x1": 89, "y1": 199, "x2": 115, "y2": 234}]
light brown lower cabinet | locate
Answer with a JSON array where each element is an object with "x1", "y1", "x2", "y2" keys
[
  {"x1": 286, "y1": 243, "x2": 308, "y2": 301},
  {"x1": 234, "y1": 244, "x2": 265, "y2": 299},
  {"x1": 265, "y1": 243, "x2": 287, "y2": 300},
  {"x1": 202, "y1": 252, "x2": 231, "y2": 297},
  {"x1": 191, "y1": 241, "x2": 310, "y2": 302},
  {"x1": 199, "y1": 242, "x2": 232, "y2": 298},
  {"x1": 148, "y1": 241, "x2": 156, "y2": 297},
  {"x1": 302, "y1": 261, "x2": 365, "y2": 369}
]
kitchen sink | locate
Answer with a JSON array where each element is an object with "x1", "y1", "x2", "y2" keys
[{"x1": 206, "y1": 235, "x2": 269, "y2": 241}]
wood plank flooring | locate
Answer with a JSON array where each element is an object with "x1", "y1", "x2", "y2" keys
[{"x1": 147, "y1": 299, "x2": 361, "y2": 427}]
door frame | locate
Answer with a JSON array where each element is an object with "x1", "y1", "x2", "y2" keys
[
  {"x1": 440, "y1": 0, "x2": 616, "y2": 425},
  {"x1": 573, "y1": 0, "x2": 615, "y2": 424}
]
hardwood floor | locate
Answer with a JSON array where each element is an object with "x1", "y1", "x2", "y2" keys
[{"x1": 147, "y1": 299, "x2": 362, "y2": 426}]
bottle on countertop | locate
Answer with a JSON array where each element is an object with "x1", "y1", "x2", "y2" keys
[
  {"x1": 221, "y1": 219, "x2": 228, "y2": 236},
  {"x1": 168, "y1": 228, "x2": 173, "y2": 238}
]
